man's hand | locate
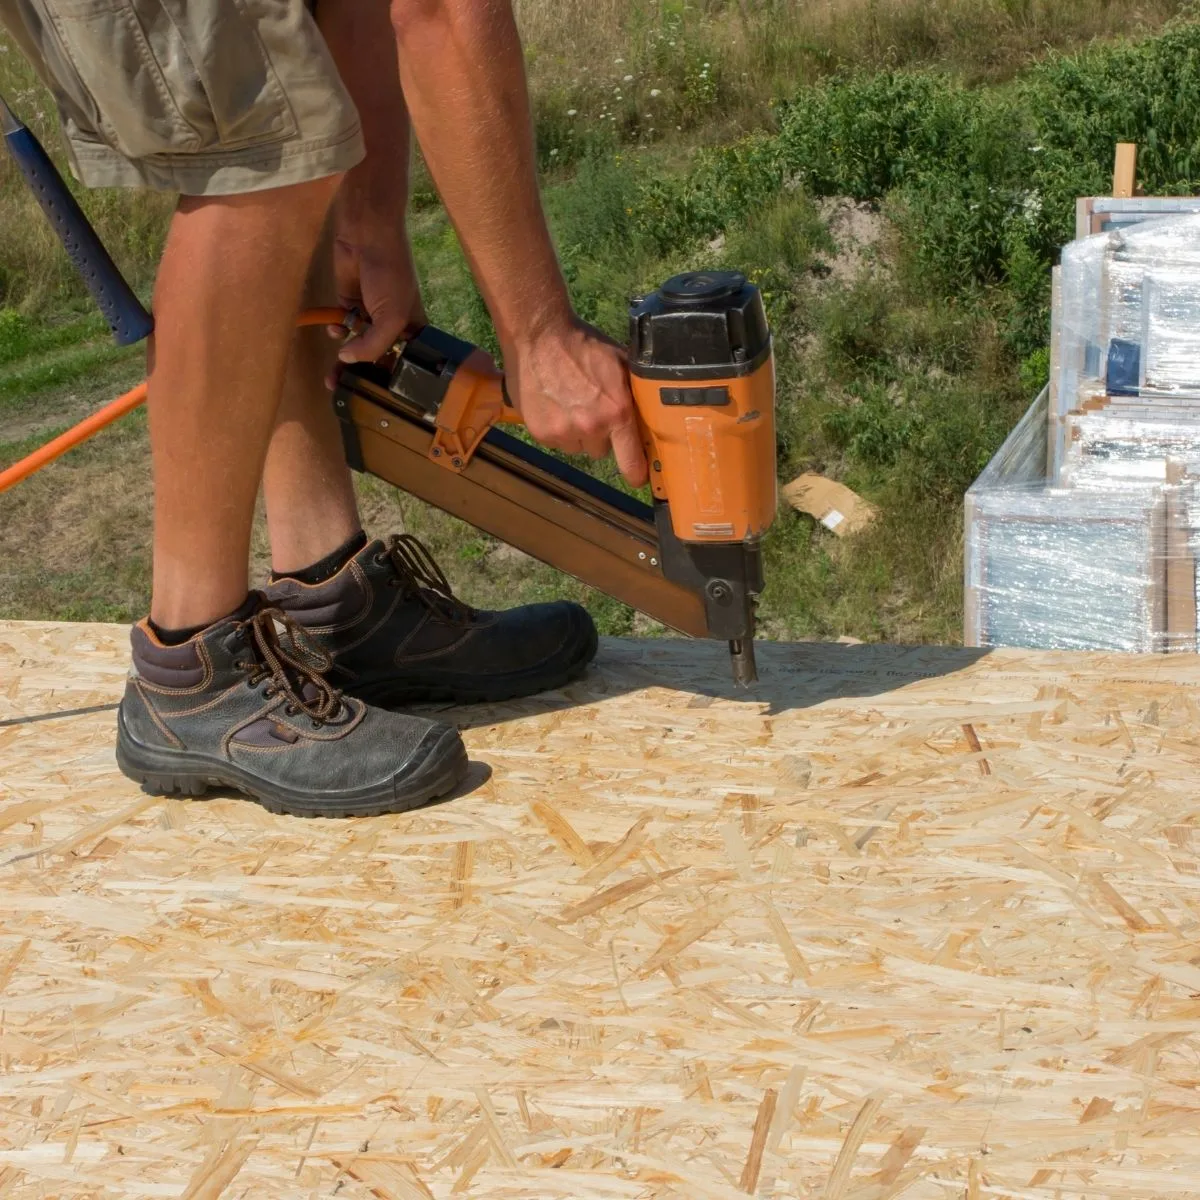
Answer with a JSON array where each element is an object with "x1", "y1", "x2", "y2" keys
[
  {"x1": 321, "y1": 3, "x2": 648, "y2": 486},
  {"x1": 315, "y1": 1, "x2": 422, "y2": 379},
  {"x1": 329, "y1": 211, "x2": 425, "y2": 374},
  {"x1": 505, "y1": 318, "x2": 649, "y2": 488},
  {"x1": 388, "y1": 2, "x2": 653, "y2": 484}
]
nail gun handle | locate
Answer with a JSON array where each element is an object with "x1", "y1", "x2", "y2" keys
[
  {"x1": 498, "y1": 377, "x2": 524, "y2": 423},
  {"x1": 3, "y1": 124, "x2": 154, "y2": 346}
]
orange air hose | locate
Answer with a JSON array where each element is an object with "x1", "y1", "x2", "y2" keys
[{"x1": 0, "y1": 307, "x2": 350, "y2": 495}]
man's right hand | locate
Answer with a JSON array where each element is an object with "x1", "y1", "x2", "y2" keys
[
  {"x1": 503, "y1": 318, "x2": 649, "y2": 489},
  {"x1": 387, "y1": 1, "x2": 650, "y2": 488}
]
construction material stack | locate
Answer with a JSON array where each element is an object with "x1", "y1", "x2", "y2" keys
[{"x1": 965, "y1": 164, "x2": 1200, "y2": 652}]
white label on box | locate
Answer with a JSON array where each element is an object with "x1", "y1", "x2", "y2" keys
[{"x1": 821, "y1": 509, "x2": 845, "y2": 531}]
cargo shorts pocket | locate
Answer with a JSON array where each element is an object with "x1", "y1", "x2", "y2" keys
[{"x1": 35, "y1": 0, "x2": 298, "y2": 159}]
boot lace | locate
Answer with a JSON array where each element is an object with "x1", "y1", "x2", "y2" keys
[
  {"x1": 236, "y1": 608, "x2": 344, "y2": 725},
  {"x1": 376, "y1": 533, "x2": 475, "y2": 626}
]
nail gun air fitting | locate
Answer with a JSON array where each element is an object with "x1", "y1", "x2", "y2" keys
[{"x1": 333, "y1": 272, "x2": 777, "y2": 684}]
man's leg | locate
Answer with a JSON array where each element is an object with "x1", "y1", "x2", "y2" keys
[
  {"x1": 260, "y1": 229, "x2": 363, "y2": 578},
  {"x1": 148, "y1": 176, "x2": 342, "y2": 631},
  {"x1": 262, "y1": 0, "x2": 418, "y2": 579},
  {"x1": 258, "y1": 222, "x2": 598, "y2": 709},
  {"x1": 125, "y1": 171, "x2": 469, "y2": 818}
]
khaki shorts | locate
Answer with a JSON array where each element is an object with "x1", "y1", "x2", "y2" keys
[{"x1": 0, "y1": 0, "x2": 365, "y2": 195}]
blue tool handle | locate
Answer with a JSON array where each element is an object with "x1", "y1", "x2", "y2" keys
[{"x1": 3, "y1": 125, "x2": 153, "y2": 345}]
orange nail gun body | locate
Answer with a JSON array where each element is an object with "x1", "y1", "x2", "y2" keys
[{"x1": 332, "y1": 272, "x2": 777, "y2": 683}]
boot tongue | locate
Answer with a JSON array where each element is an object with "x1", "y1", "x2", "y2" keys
[
  {"x1": 269, "y1": 553, "x2": 374, "y2": 628},
  {"x1": 297, "y1": 677, "x2": 349, "y2": 722},
  {"x1": 210, "y1": 595, "x2": 266, "y2": 658},
  {"x1": 381, "y1": 536, "x2": 475, "y2": 624}
]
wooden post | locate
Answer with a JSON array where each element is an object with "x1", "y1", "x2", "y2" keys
[
  {"x1": 963, "y1": 493, "x2": 982, "y2": 647},
  {"x1": 1047, "y1": 265, "x2": 1064, "y2": 480},
  {"x1": 1164, "y1": 460, "x2": 1197, "y2": 654},
  {"x1": 1113, "y1": 143, "x2": 1138, "y2": 199},
  {"x1": 1075, "y1": 197, "x2": 1093, "y2": 241}
]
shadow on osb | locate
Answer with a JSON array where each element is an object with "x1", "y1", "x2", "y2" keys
[
  {"x1": 0, "y1": 637, "x2": 992, "y2": 752},
  {"x1": 421, "y1": 637, "x2": 994, "y2": 731}
]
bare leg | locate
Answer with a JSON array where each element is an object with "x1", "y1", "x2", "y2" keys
[
  {"x1": 261, "y1": 227, "x2": 362, "y2": 576},
  {"x1": 263, "y1": 0, "x2": 423, "y2": 577},
  {"x1": 148, "y1": 175, "x2": 342, "y2": 630}
]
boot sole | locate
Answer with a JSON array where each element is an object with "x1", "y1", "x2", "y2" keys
[
  {"x1": 115, "y1": 713, "x2": 469, "y2": 819},
  {"x1": 349, "y1": 620, "x2": 599, "y2": 707}
]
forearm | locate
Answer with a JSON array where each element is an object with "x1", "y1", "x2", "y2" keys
[
  {"x1": 388, "y1": 0, "x2": 570, "y2": 347},
  {"x1": 317, "y1": 0, "x2": 413, "y2": 232}
]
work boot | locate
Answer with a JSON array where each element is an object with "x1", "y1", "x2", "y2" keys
[
  {"x1": 115, "y1": 603, "x2": 468, "y2": 818},
  {"x1": 262, "y1": 534, "x2": 598, "y2": 706}
]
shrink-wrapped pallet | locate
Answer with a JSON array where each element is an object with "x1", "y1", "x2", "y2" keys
[
  {"x1": 969, "y1": 211, "x2": 1200, "y2": 655},
  {"x1": 965, "y1": 389, "x2": 1171, "y2": 652},
  {"x1": 1053, "y1": 216, "x2": 1200, "y2": 481},
  {"x1": 1060, "y1": 407, "x2": 1200, "y2": 489}
]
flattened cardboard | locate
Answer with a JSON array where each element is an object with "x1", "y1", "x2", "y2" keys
[{"x1": 784, "y1": 474, "x2": 878, "y2": 537}]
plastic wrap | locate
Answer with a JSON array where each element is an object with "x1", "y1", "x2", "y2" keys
[
  {"x1": 967, "y1": 210, "x2": 1200, "y2": 655},
  {"x1": 1055, "y1": 215, "x2": 1200, "y2": 434},
  {"x1": 1164, "y1": 474, "x2": 1198, "y2": 654},
  {"x1": 966, "y1": 391, "x2": 1170, "y2": 651},
  {"x1": 1142, "y1": 268, "x2": 1200, "y2": 392},
  {"x1": 1060, "y1": 408, "x2": 1200, "y2": 489},
  {"x1": 1080, "y1": 196, "x2": 1200, "y2": 239}
]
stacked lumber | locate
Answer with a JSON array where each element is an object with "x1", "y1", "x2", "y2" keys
[{"x1": 4, "y1": 620, "x2": 1200, "y2": 1196}]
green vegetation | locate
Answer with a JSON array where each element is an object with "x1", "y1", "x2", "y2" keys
[{"x1": 3, "y1": 1, "x2": 1200, "y2": 641}]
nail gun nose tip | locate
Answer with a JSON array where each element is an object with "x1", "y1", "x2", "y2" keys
[{"x1": 729, "y1": 639, "x2": 758, "y2": 687}]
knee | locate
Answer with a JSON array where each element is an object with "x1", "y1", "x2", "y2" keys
[{"x1": 176, "y1": 172, "x2": 345, "y2": 245}]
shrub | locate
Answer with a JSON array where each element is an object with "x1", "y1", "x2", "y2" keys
[{"x1": 776, "y1": 71, "x2": 988, "y2": 199}]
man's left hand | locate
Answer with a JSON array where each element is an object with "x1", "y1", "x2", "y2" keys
[{"x1": 327, "y1": 205, "x2": 425, "y2": 384}]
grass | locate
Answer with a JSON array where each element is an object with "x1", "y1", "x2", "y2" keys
[
  {"x1": 516, "y1": 0, "x2": 1191, "y2": 167},
  {"x1": 2, "y1": 3, "x2": 1199, "y2": 640},
  {"x1": 0, "y1": 341, "x2": 138, "y2": 412}
]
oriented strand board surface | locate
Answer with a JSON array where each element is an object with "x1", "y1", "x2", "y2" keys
[{"x1": 3, "y1": 622, "x2": 1200, "y2": 1199}]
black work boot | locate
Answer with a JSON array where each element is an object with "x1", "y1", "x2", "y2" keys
[
  {"x1": 116, "y1": 603, "x2": 468, "y2": 818},
  {"x1": 262, "y1": 535, "x2": 598, "y2": 706}
]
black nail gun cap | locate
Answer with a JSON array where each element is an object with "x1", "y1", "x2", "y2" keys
[{"x1": 628, "y1": 270, "x2": 771, "y2": 381}]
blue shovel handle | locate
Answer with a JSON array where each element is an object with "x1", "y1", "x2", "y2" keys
[{"x1": 2, "y1": 113, "x2": 153, "y2": 345}]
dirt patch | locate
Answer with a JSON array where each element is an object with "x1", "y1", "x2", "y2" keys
[
  {"x1": 488, "y1": 542, "x2": 535, "y2": 568},
  {"x1": 0, "y1": 358, "x2": 146, "y2": 446},
  {"x1": 2, "y1": 394, "x2": 97, "y2": 445},
  {"x1": 818, "y1": 198, "x2": 889, "y2": 285},
  {"x1": 0, "y1": 422, "x2": 154, "y2": 621}
]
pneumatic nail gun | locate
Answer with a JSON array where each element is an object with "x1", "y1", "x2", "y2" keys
[{"x1": 332, "y1": 271, "x2": 778, "y2": 684}]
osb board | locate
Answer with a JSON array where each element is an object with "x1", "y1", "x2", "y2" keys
[{"x1": 2, "y1": 622, "x2": 1200, "y2": 1200}]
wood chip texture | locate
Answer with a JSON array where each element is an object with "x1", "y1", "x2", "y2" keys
[{"x1": 2, "y1": 621, "x2": 1200, "y2": 1198}]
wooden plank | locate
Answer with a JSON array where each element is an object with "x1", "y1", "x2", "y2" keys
[
  {"x1": 1076, "y1": 196, "x2": 1094, "y2": 242},
  {"x1": 1113, "y1": 142, "x2": 1138, "y2": 199},
  {"x1": 3, "y1": 621, "x2": 1200, "y2": 1196},
  {"x1": 1163, "y1": 461, "x2": 1196, "y2": 653},
  {"x1": 1047, "y1": 264, "x2": 1065, "y2": 479}
]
